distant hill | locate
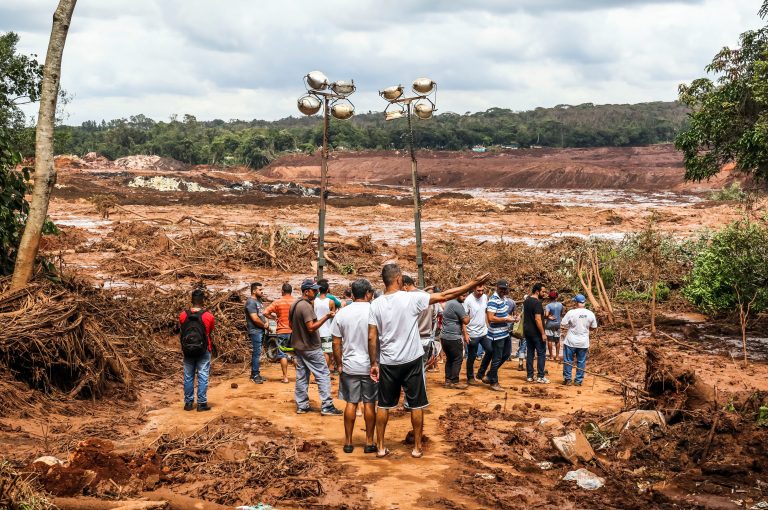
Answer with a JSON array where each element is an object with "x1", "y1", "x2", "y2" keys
[{"x1": 48, "y1": 101, "x2": 689, "y2": 168}]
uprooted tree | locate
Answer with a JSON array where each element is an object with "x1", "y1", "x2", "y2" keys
[
  {"x1": 675, "y1": 1, "x2": 768, "y2": 183},
  {"x1": 683, "y1": 219, "x2": 768, "y2": 364},
  {"x1": 11, "y1": 0, "x2": 77, "y2": 290}
]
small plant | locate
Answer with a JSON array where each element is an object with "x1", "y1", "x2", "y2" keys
[
  {"x1": 709, "y1": 182, "x2": 746, "y2": 201},
  {"x1": 339, "y1": 263, "x2": 356, "y2": 275},
  {"x1": 88, "y1": 194, "x2": 117, "y2": 219}
]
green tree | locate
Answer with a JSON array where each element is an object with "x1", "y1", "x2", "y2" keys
[
  {"x1": 683, "y1": 220, "x2": 768, "y2": 364},
  {"x1": 0, "y1": 32, "x2": 42, "y2": 275},
  {"x1": 675, "y1": 3, "x2": 768, "y2": 182}
]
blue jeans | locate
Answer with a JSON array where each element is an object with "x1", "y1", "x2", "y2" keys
[
  {"x1": 295, "y1": 349, "x2": 334, "y2": 412},
  {"x1": 563, "y1": 345, "x2": 588, "y2": 383},
  {"x1": 465, "y1": 335, "x2": 487, "y2": 381},
  {"x1": 526, "y1": 334, "x2": 547, "y2": 379},
  {"x1": 183, "y1": 350, "x2": 211, "y2": 404},
  {"x1": 475, "y1": 335, "x2": 495, "y2": 381},
  {"x1": 250, "y1": 329, "x2": 264, "y2": 379},
  {"x1": 515, "y1": 336, "x2": 527, "y2": 359},
  {"x1": 487, "y1": 336, "x2": 512, "y2": 384}
]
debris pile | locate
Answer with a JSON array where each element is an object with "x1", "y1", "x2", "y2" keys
[{"x1": 127, "y1": 176, "x2": 213, "y2": 192}]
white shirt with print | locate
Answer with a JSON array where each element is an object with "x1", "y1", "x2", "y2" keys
[{"x1": 561, "y1": 307, "x2": 598, "y2": 349}]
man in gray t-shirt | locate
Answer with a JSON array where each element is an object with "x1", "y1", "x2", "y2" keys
[{"x1": 441, "y1": 295, "x2": 469, "y2": 388}]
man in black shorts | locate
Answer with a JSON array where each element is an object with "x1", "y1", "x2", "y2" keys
[{"x1": 368, "y1": 264, "x2": 489, "y2": 458}]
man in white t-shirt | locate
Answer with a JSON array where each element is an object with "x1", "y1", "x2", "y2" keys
[
  {"x1": 368, "y1": 263, "x2": 490, "y2": 458},
  {"x1": 331, "y1": 278, "x2": 377, "y2": 455},
  {"x1": 560, "y1": 294, "x2": 598, "y2": 386},
  {"x1": 463, "y1": 283, "x2": 488, "y2": 385}
]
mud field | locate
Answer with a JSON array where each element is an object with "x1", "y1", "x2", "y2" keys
[{"x1": 2, "y1": 147, "x2": 768, "y2": 510}]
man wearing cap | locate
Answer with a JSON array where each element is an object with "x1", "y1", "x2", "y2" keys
[
  {"x1": 290, "y1": 278, "x2": 343, "y2": 416},
  {"x1": 560, "y1": 294, "x2": 598, "y2": 386},
  {"x1": 477, "y1": 279, "x2": 515, "y2": 392}
]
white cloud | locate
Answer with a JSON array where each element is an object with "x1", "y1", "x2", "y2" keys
[{"x1": 0, "y1": 0, "x2": 762, "y2": 123}]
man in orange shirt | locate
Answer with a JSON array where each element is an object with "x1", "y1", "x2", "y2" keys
[{"x1": 264, "y1": 282, "x2": 294, "y2": 383}]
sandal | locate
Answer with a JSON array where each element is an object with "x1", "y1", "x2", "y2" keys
[
  {"x1": 364, "y1": 444, "x2": 377, "y2": 454},
  {"x1": 376, "y1": 447, "x2": 391, "y2": 458},
  {"x1": 411, "y1": 449, "x2": 424, "y2": 458},
  {"x1": 343, "y1": 444, "x2": 354, "y2": 454}
]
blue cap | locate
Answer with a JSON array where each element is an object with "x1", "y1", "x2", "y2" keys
[
  {"x1": 301, "y1": 278, "x2": 320, "y2": 291},
  {"x1": 573, "y1": 294, "x2": 586, "y2": 304}
]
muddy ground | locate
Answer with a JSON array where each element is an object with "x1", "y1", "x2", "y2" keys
[{"x1": 2, "y1": 147, "x2": 768, "y2": 509}]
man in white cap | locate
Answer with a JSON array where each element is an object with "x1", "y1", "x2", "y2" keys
[{"x1": 560, "y1": 294, "x2": 598, "y2": 386}]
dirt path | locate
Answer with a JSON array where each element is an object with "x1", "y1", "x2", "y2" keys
[{"x1": 137, "y1": 356, "x2": 623, "y2": 509}]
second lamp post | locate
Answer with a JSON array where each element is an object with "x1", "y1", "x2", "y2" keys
[
  {"x1": 379, "y1": 78, "x2": 437, "y2": 288},
  {"x1": 297, "y1": 71, "x2": 355, "y2": 279}
]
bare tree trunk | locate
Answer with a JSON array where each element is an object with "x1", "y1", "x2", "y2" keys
[
  {"x1": 739, "y1": 301, "x2": 752, "y2": 366},
  {"x1": 650, "y1": 266, "x2": 658, "y2": 338},
  {"x1": 10, "y1": 0, "x2": 77, "y2": 290}
]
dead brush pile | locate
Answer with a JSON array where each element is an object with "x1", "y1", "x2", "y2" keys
[
  {"x1": 0, "y1": 277, "x2": 132, "y2": 400},
  {"x1": 0, "y1": 461, "x2": 53, "y2": 510},
  {"x1": 151, "y1": 416, "x2": 357, "y2": 507}
]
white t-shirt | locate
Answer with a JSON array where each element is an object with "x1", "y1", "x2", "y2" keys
[
  {"x1": 561, "y1": 307, "x2": 598, "y2": 348},
  {"x1": 314, "y1": 296, "x2": 332, "y2": 338},
  {"x1": 369, "y1": 290, "x2": 430, "y2": 365},
  {"x1": 463, "y1": 293, "x2": 488, "y2": 338},
  {"x1": 330, "y1": 301, "x2": 371, "y2": 375}
]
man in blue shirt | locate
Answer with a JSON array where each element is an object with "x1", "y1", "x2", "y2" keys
[{"x1": 476, "y1": 279, "x2": 516, "y2": 391}]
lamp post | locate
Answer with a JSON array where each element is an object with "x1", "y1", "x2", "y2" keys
[
  {"x1": 297, "y1": 71, "x2": 355, "y2": 279},
  {"x1": 379, "y1": 78, "x2": 437, "y2": 288}
]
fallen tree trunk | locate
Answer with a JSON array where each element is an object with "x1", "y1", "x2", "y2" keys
[{"x1": 53, "y1": 498, "x2": 168, "y2": 510}]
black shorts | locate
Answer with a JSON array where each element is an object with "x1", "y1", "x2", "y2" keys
[{"x1": 378, "y1": 357, "x2": 429, "y2": 410}]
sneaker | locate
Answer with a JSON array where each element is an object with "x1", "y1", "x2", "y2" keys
[
  {"x1": 536, "y1": 377, "x2": 551, "y2": 384},
  {"x1": 518, "y1": 361, "x2": 524, "y2": 371},
  {"x1": 489, "y1": 383, "x2": 505, "y2": 392},
  {"x1": 444, "y1": 382, "x2": 456, "y2": 389},
  {"x1": 321, "y1": 407, "x2": 343, "y2": 416},
  {"x1": 481, "y1": 377, "x2": 492, "y2": 385},
  {"x1": 296, "y1": 406, "x2": 313, "y2": 414},
  {"x1": 251, "y1": 376, "x2": 265, "y2": 384},
  {"x1": 526, "y1": 377, "x2": 534, "y2": 383},
  {"x1": 467, "y1": 378, "x2": 483, "y2": 386},
  {"x1": 574, "y1": 381, "x2": 583, "y2": 386},
  {"x1": 453, "y1": 382, "x2": 469, "y2": 390},
  {"x1": 183, "y1": 402, "x2": 194, "y2": 411},
  {"x1": 197, "y1": 403, "x2": 211, "y2": 412},
  {"x1": 562, "y1": 380, "x2": 572, "y2": 386}
]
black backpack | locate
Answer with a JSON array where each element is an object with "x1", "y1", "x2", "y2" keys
[{"x1": 181, "y1": 309, "x2": 208, "y2": 358}]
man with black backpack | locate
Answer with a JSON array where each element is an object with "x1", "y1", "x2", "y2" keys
[{"x1": 179, "y1": 289, "x2": 215, "y2": 411}]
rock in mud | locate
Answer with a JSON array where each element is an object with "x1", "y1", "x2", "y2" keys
[
  {"x1": 599, "y1": 410, "x2": 666, "y2": 435},
  {"x1": 551, "y1": 429, "x2": 595, "y2": 465},
  {"x1": 536, "y1": 417, "x2": 565, "y2": 433},
  {"x1": 562, "y1": 468, "x2": 605, "y2": 490}
]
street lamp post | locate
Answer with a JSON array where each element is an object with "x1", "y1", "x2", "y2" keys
[
  {"x1": 297, "y1": 71, "x2": 355, "y2": 279},
  {"x1": 379, "y1": 78, "x2": 437, "y2": 288}
]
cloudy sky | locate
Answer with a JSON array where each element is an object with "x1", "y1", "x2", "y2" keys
[{"x1": 1, "y1": 0, "x2": 762, "y2": 124}]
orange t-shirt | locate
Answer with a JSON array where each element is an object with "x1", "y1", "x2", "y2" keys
[{"x1": 264, "y1": 295, "x2": 295, "y2": 334}]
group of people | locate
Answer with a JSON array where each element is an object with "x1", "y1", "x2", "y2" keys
[{"x1": 177, "y1": 264, "x2": 597, "y2": 457}]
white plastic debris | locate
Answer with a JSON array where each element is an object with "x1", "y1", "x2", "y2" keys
[
  {"x1": 537, "y1": 461, "x2": 554, "y2": 470},
  {"x1": 128, "y1": 176, "x2": 213, "y2": 192},
  {"x1": 563, "y1": 468, "x2": 605, "y2": 490},
  {"x1": 474, "y1": 473, "x2": 496, "y2": 480}
]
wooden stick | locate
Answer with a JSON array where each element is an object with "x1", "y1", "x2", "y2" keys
[{"x1": 557, "y1": 359, "x2": 649, "y2": 395}]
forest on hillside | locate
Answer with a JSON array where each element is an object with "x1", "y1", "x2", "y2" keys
[{"x1": 38, "y1": 101, "x2": 689, "y2": 169}]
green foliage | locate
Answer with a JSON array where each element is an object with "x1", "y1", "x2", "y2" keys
[
  {"x1": 675, "y1": 5, "x2": 768, "y2": 182},
  {"x1": 338, "y1": 263, "x2": 356, "y2": 275},
  {"x1": 0, "y1": 151, "x2": 29, "y2": 275},
  {"x1": 46, "y1": 101, "x2": 690, "y2": 167},
  {"x1": 683, "y1": 220, "x2": 768, "y2": 316},
  {"x1": 709, "y1": 182, "x2": 747, "y2": 201},
  {"x1": 616, "y1": 282, "x2": 670, "y2": 302},
  {"x1": 0, "y1": 32, "x2": 42, "y2": 137}
]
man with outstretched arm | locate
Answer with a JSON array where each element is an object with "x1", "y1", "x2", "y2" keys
[
  {"x1": 368, "y1": 263, "x2": 490, "y2": 458},
  {"x1": 332, "y1": 278, "x2": 378, "y2": 454}
]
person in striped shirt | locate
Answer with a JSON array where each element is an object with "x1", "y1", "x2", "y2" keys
[
  {"x1": 476, "y1": 279, "x2": 516, "y2": 391},
  {"x1": 264, "y1": 282, "x2": 293, "y2": 383}
]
